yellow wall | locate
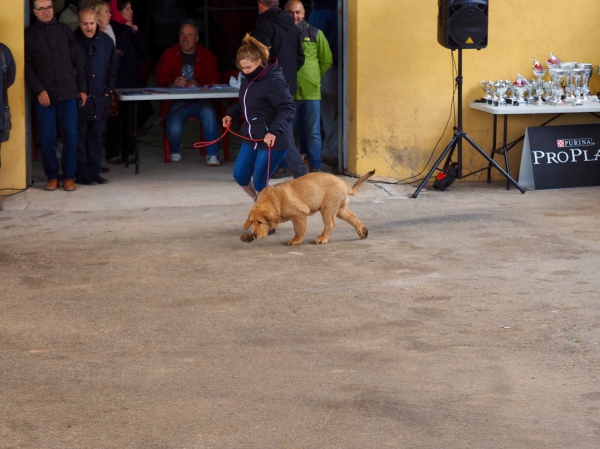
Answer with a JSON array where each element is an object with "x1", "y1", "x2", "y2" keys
[
  {"x1": 348, "y1": 0, "x2": 600, "y2": 180},
  {"x1": 0, "y1": 1, "x2": 26, "y2": 191}
]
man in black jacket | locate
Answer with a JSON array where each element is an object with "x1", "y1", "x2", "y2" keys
[
  {"x1": 74, "y1": 9, "x2": 119, "y2": 185},
  {"x1": 255, "y1": 0, "x2": 307, "y2": 179},
  {"x1": 26, "y1": 0, "x2": 87, "y2": 191}
]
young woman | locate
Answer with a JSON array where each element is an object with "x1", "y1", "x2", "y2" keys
[
  {"x1": 223, "y1": 34, "x2": 295, "y2": 201},
  {"x1": 104, "y1": 0, "x2": 148, "y2": 164}
]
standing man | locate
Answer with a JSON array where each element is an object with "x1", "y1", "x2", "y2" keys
[
  {"x1": 0, "y1": 42, "x2": 16, "y2": 168},
  {"x1": 285, "y1": 0, "x2": 332, "y2": 173},
  {"x1": 309, "y1": 0, "x2": 339, "y2": 167},
  {"x1": 254, "y1": 0, "x2": 308, "y2": 179},
  {"x1": 74, "y1": 8, "x2": 119, "y2": 185},
  {"x1": 155, "y1": 19, "x2": 221, "y2": 166},
  {"x1": 26, "y1": 0, "x2": 87, "y2": 191}
]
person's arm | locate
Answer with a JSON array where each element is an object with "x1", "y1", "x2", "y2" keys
[
  {"x1": 106, "y1": 41, "x2": 119, "y2": 94},
  {"x1": 24, "y1": 31, "x2": 47, "y2": 99},
  {"x1": 264, "y1": 77, "x2": 295, "y2": 137},
  {"x1": 225, "y1": 100, "x2": 242, "y2": 122},
  {"x1": 296, "y1": 29, "x2": 305, "y2": 71},
  {"x1": 2, "y1": 45, "x2": 16, "y2": 88},
  {"x1": 316, "y1": 30, "x2": 332, "y2": 77},
  {"x1": 155, "y1": 52, "x2": 175, "y2": 87},
  {"x1": 69, "y1": 30, "x2": 87, "y2": 104},
  {"x1": 204, "y1": 52, "x2": 221, "y2": 85},
  {"x1": 129, "y1": 24, "x2": 148, "y2": 56}
]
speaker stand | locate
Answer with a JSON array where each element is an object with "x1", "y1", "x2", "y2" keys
[{"x1": 412, "y1": 49, "x2": 525, "y2": 198}]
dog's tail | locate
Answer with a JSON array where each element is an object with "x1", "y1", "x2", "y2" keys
[{"x1": 349, "y1": 169, "x2": 376, "y2": 196}]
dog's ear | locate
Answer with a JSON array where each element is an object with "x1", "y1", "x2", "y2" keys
[
  {"x1": 243, "y1": 216, "x2": 252, "y2": 230},
  {"x1": 266, "y1": 213, "x2": 279, "y2": 229}
]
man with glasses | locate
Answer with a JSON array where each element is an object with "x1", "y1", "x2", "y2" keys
[{"x1": 25, "y1": 0, "x2": 87, "y2": 191}]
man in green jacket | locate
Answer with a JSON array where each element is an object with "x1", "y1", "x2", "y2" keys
[{"x1": 285, "y1": 0, "x2": 332, "y2": 172}]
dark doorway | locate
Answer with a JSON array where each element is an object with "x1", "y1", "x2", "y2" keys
[{"x1": 135, "y1": 0, "x2": 312, "y2": 73}]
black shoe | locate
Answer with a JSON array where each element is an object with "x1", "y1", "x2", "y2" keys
[
  {"x1": 309, "y1": 167, "x2": 321, "y2": 173},
  {"x1": 100, "y1": 167, "x2": 110, "y2": 173},
  {"x1": 92, "y1": 176, "x2": 108, "y2": 185},
  {"x1": 76, "y1": 177, "x2": 97, "y2": 186},
  {"x1": 107, "y1": 156, "x2": 125, "y2": 164},
  {"x1": 271, "y1": 167, "x2": 292, "y2": 179}
]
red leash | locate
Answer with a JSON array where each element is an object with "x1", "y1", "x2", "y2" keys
[{"x1": 194, "y1": 124, "x2": 274, "y2": 188}]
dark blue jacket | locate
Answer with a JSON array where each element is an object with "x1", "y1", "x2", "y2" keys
[
  {"x1": 111, "y1": 21, "x2": 147, "y2": 88},
  {"x1": 226, "y1": 60, "x2": 295, "y2": 151},
  {"x1": 75, "y1": 28, "x2": 119, "y2": 121},
  {"x1": 254, "y1": 7, "x2": 304, "y2": 95},
  {"x1": 0, "y1": 43, "x2": 16, "y2": 131}
]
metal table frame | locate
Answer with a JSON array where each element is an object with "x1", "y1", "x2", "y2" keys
[
  {"x1": 116, "y1": 87, "x2": 240, "y2": 174},
  {"x1": 469, "y1": 101, "x2": 600, "y2": 189}
]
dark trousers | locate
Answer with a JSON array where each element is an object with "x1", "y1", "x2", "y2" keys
[
  {"x1": 77, "y1": 119, "x2": 105, "y2": 179},
  {"x1": 35, "y1": 99, "x2": 78, "y2": 180},
  {"x1": 104, "y1": 101, "x2": 134, "y2": 160},
  {"x1": 284, "y1": 144, "x2": 309, "y2": 178}
]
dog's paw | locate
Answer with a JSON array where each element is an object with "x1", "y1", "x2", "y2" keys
[
  {"x1": 240, "y1": 233, "x2": 255, "y2": 243},
  {"x1": 286, "y1": 239, "x2": 302, "y2": 246},
  {"x1": 357, "y1": 227, "x2": 369, "y2": 239},
  {"x1": 314, "y1": 236, "x2": 329, "y2": 244}
]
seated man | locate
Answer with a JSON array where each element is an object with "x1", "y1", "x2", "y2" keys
[{"x1": 155, "y1": 19, "x2": 221, "y2": 165}]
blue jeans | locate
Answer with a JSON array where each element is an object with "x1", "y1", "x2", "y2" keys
[
  {"x1": 293, "y1": 100, "x2": 322, "y2": 170},
  {"x1": 165, "y1": 99, "x2": 218, "y2": 157},
  {"x1": 35, "y1": 99, "x2": 78, "y2": 180},
  {"x1": 77, "y1": 119, "x2": 106, "y2": 179},
  {"x1": 233, "y1": 142, "x2": 288, "y2": 192}
]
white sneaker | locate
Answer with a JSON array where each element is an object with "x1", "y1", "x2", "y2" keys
[
  {"x1": 206, "y1": 155, "x2": 220, "y2": 166},
  {"x1": 170, "y1": 153, "x2": 182, "y2": 162}
]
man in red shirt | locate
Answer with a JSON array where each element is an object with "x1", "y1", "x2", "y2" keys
[{"x1": 155, "y1": 19, "x2": 221, "y2": 165}]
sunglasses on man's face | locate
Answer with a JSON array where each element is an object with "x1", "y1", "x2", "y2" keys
[{"x1": 34, "y1": 5, "x2": 54, "y2": 12}]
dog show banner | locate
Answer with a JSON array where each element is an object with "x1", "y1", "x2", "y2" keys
[{"x1": 519, "y1": 123, "x2": 600, "y2": 190}]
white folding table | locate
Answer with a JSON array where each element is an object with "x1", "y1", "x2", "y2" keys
[
  {"x1": 116, "y1": 87, "x2": 240, "y2": 174},
  {"x1": 469, "y1": 101, "x2": 600, "y2": 189}
]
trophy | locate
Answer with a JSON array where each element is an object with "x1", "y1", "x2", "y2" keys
[
  {"x1": 577, "y1": 63, "x2": 595, "y2": 101},
  {"x1": 512, "y1": 75, "x2": 529, "y2": 106},
  {"x1": 480, "y1": 80, "x2": 493, "y2": 103},
  {"x1": 532, "y1": 58, "x2": 547, "y2": 85},
  {"x1": 527, "y1": 81, "x2": 537, "y2": 104},
  {"x1": 548, "y1": 68, "x2": 565, "y2": 105},
  {"x1": 572, "y1": 68, "x2": 584, "y2": 106},
  {"x1": 492, "y1": 80, "x2": 510, "y2": 106},
  {"x1": 560, "y1": 62, "x2": 577, "y2": 103},
  {"x1": 542, "y1": 81, "x2": 554, "y2": 105},
  {"x1": 534, "y1": 80, "x2": 546, "y2": 105}
]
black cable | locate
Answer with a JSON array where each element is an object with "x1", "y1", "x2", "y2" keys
[
  {"x1": 395, "y1": 51, "x2": 458, "y2": 186},
  {"x1": 0, "y1": 184, "x2": 33, "y2": 197}
]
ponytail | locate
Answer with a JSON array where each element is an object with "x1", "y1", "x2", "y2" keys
[{"x1": 235, "y1": 34, "x2": 270, "y2": 69}]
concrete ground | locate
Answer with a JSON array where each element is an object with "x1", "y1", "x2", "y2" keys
[{"x1": 1, "y1": 134, "x2": 600, "y2": 448}]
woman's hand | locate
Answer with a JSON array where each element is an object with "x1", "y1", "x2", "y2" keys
[
  {"x1": 264, "y1": 133, "x2": 276, "y2": 148},
  {"x1": 222, "y1": 116, "x2": 232, "y2": 127},
  {"x1": 125, "y1": 21, "x2": 138, "y2": 32}
]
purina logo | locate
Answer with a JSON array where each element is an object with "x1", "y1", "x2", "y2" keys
[{"x1": 557, "y1": 138, "x2": 595, "y2": 148}]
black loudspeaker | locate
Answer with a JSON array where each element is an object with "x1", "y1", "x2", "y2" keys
[{"x1": 438, "y1": 0, "x2": 488, "y2": 49}]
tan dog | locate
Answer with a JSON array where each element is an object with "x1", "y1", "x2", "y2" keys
[{"x1": 241, "y1": 170, "x2": 375, "y2": 245}]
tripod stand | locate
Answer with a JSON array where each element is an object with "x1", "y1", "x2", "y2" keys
[{"x1": 412, "y1": 49, "x2": 526, "y2": 198}]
